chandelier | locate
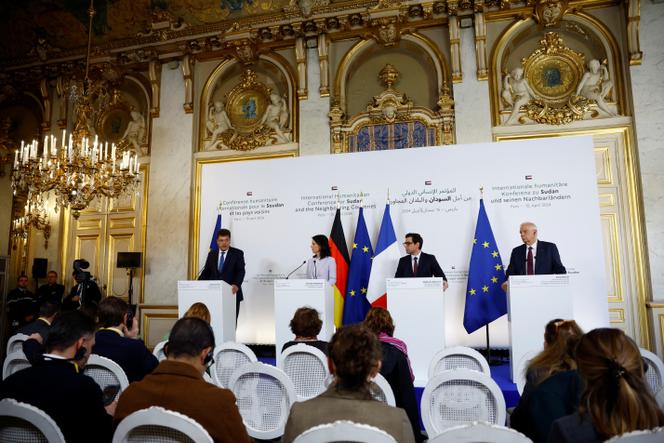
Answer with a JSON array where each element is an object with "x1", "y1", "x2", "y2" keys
[
  {"x1": 10, "y1": 0, "x2": 140, "y2": 219},
  {"x1": 11, "y1": 216, "x2": 28, "y2": 250}
]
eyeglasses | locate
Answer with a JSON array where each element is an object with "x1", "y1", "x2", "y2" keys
[{"x1": 403, "y1": 241, "x2": 413, "y2": 245}]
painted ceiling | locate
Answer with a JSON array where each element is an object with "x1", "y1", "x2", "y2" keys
[{"x1": 0, "y1": 0, "x2": 294, "y2": 62}]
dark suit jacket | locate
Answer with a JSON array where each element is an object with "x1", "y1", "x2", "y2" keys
[
  {"x1": 114, "y1": 360, "x2": 251, "y2": 443},
  {"x1": 394, "y1": 252, "x2": 447, "y2": 281},
  {"x1": 282, "y1": 340, "x2": 328, "y2": 355},
  {"x1": 282, "y1": 385, "x2": 415, "y2": 443},
  {"x1": 380, "y1": 342, "x2": 423, "y2": 442},
  {"x1": 511, "y1": 370, "x2": 582, "y2": 443},
  {"x1": 17, "y1": 318, "x2": 51, "y2": 341},
  {"x1": 0, "y1": 358, "x2": 113, "y2": 443},
  {"x1": 62, "y1": 281, "x2": 102, "y2": 310},
  {"x1": 548, "y1": 412, "x2": 602, "y2": 443},
  {"x1": 37, "y1": 283, "x2": 65, "y2": 305},
  {"x1": 92, "y1": 329, "x2": 159, "y2": 383},
  {"x1": 505, "y1": 241, "x2": 566, "y2": 279},
  {"x1": 6, "y1": 288, "x2": 37, "y2": 327},
  {"x1": 199, "y1": 247, "x2": 246, "y2": 302}
]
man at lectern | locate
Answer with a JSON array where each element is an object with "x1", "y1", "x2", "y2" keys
[
  {"x1": 199, "y1": 229, "x2": 246, "y2": 320},
  {"x1": 502, "y1": 222, "x2": 566, "y2": 290},
  {"x1": 394, "y1": 233, "x2": 448, "y2": 291}
]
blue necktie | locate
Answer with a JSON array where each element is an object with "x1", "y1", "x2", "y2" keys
[{"x1": 218, "y1": 251, "x2": 226, "y2": 274}]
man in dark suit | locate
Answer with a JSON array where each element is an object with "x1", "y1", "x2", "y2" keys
[
  {"x1": 394, "y1": 233, "x2": 448, "y2": 290},
  {"x1": 92, "y1": 296, "x2": 158, "y2": 383},
  {"x1": 199, "y1": 228, "x2": 246, "y2": 320},
  {"x1": 37, "y1": 270, "x2": 65, "y2": 306},
  {"x1": 6, "y1": 274, "x2": 38, "y2": 330},
  {"x1": 0, "y1": 311, "x2": 114, "y2": 443},
  {"x1": 503, "y1": 222, "x2": 566, "y2": 290},
  {"x1": 114, "y1": 317, "x2": 251, "y2": 443},
  {"x1": 18, "y1": 300, "x2": 59, "y2": 341}
]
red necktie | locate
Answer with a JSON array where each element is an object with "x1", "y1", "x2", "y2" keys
[
  {"x1": 527, "y1": 246, "x2": 534, "y2": 275},
  {"x1": 413, "y1": 257, "x2": 419, "y2": 275}
]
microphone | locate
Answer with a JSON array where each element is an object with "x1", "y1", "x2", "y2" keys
[{"x1": 286, "y1": 260, "x2": 307, "y2": 279}]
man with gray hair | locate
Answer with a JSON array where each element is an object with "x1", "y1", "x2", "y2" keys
[{"x1": 503, "y1": 222, "x2": 566, "y2": 290}]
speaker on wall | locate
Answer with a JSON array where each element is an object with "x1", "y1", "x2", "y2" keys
[
  {"x1": 32, "y1": 258, "x2": 48, "y2": 279},
  {"x1": 117, "y1": 252, "x2": 142, "y2": 269}
]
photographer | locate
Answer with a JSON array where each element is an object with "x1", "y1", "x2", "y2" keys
[{"x1": 63, "y1": 259, "x2": 102, "y2": 313}]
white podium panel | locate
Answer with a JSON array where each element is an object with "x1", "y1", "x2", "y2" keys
[
  {"x1": 177, "y1": 280, "x2": 236, "y2": 344},
  {"x1": 274, "y1": 279, "x2": 334, "y2": 365},
  {"x1": 507, "y1": 274, "x2": 572, "y2": 382},
  {"x1": 386, "y1": 278, "x2": 445, "y2": 385}
]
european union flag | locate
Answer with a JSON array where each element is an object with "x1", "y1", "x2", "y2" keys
[
  {"x1": 463, "y1": 199, "x2": 508, "y2": 334},
  {"x1": 209, "y1": 213, "x2": 222, "y2": 252},
  {"x1": 342, "y1": 207, "x2": 374, "y2": 325}
]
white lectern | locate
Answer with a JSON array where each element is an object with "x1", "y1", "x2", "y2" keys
[
  {"x1": 177, "y1": 280, "x2": 236, "y2": 344},
  {"x1": 274, "y1": 279, "x2": 334, "y2": 365},
  {"x1": 507, "y1": 274, "x2": 572, "y2": 382},
  {"x1": 386, "y1": 278, "x2": 445, "y2": 385}
]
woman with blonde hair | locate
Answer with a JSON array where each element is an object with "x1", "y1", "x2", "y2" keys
[
  {"x1": 184, "y1": 302, "x2": 211, "y2": 324},
  {"x1": 549, "y1": 328, "x2": 664, "y2": 442},
  {"x1": 511, "y1": 319, "x2": 584, "y2": 442}
]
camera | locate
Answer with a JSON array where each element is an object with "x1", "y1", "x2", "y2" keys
[{"x1": 73, "y1": 259, "x2": 92, "y2": 282}]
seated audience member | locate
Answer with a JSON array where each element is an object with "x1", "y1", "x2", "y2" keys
[
  {"x1": 7, "y1": 274, "x2": 37, "y2": 330},
  {"x1": 114, "y1": 317, "x2": 251, "y2": 443},
  {"x1": 281, "y1": 307, "x2": 328, "y2": 355},
  {"x1": 511, "y1": 319, "x2": 584, "y2": 442},
  {"x1": 18, "y1": 300, "x2": 59, "y2": 341},
  {"x1": 364, "y1": 307, "x2": 422, "y2": 442},
  {"x1": 0, "y1": 311, "x2": 114, "y2": 443},
  {"x1": 549, "y1": 328, "x2": 664, "y2": 443},
  {"x1": 184, "y1": 302, "x2": 211, "y2": 323},
  {"x1": 282, "y1": 324, "x2": 415, "y2": 443},
  {"x1": 37, "y1": 270, "x2": 65, "y2": 306},
  {"x1": 93, "y1": 296, "x2": 158, "y2": 383}
]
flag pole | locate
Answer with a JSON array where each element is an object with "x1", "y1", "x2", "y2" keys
[{"x1": 480, "y1": 186, "x2": 492, "y2": 363}]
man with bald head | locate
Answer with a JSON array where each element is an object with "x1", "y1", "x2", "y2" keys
[{"x1": 502, "y1": 222, "x2": 566, "y2": 290}]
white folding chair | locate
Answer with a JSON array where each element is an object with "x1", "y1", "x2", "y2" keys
[
  {"x1": 428, "y1": 347, "x2": 491, "y2": 379},
  {"x1": 421, "y1": 369, "x2": 507, "y2": 438},
  {"x1": 279, "y1": 343, "x2": 329, "y2": 401},
  {"x1": 640, "y1": 348, "x2": 664, "y2": 397},
  {"x1": 604, "y1": 427, "x2": 664, "y2": 443},
  {"x1": 427, "y1": 421, "x2": 532, "y2": 442},
  {"x1": 656, "y1": 387, "x2": 664, "y2": 411},
  {"x1": 211, "y1": 342, "x2": 257, "y2": 388},
  {"x1": 293, "y1": 420, "x2": 397, "y2": 443},
  {"x1": 0, "y1": 398, "x2": 65, "y2": 443},
  {"x1": 369, "y1": 373, "x2": 396, "y2": 406},
  {"x1": 6, "y1": 333, "x2": 30, "y2": 355},
  {"x1": 152, "y1": 340, "x2": 168, "y2": 362},
  {"x1": 515, "y1": 350, "x2": 539, "y2": 395},
  {"x1": 2, "y1": 351, "x2": 31, "y2": 380},
  {"x1": 229, "y1": 362, "x2": 297, "y2": 440},
  {"x1": 83, "y1": 354, "x2": 129, "y2": 402},
  {"x1": 112, "y1": 406, "x2": 213, "y2": 443}
]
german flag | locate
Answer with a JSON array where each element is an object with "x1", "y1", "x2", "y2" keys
[{"x1": 329, "y1": 208, "x2": 350, "y2": 327}]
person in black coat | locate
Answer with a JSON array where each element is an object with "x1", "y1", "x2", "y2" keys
[
  {"x1": 199, "y1": 228, "x2": 246, "y2": 320},
  {"x1": 17, "y1": 300, "x2": 59, "y2": 342},
  {"x1": 0, "y1": 310, "x2": 114, "y2": 443},
  {"x1": 503, "y1": 222, "x2": 566, "y2": 290},
  {"x1": 62, "y1": 272, "x2": 102, "y2": 311},
  {"x1": 394, "y1": 233, "x2": 448, "y2": 291},
  {"x1": 6, "y1": 274, "x2": 38, "y2": 330},
  {"x1": 36, "y1": 270, "x2": 65, "y2": 306},
  {"x1": 92, "y1": 296, "x2": 158, "y2": 383}
]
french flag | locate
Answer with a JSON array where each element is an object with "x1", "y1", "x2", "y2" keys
[{"x1": 367, "y1": 204, "x2": 400, "y2": 308}]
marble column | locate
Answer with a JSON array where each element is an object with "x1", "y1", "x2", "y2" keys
[
  {"x1": 299, "y1": 47, "x2": 331, "y2": 156},
  {"x1": 454, "y1": 27, "x2": 492, "y2": 144},
  {"x1": 143, "y1": 63, "x2": 194, "y2": 304},
  {"x1": 631, "y1": 1, "x2": 664, "y2": 298}
]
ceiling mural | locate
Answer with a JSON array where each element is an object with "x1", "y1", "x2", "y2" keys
[{"x1": 0, "y1": 0, "x2": 290, "y2": 63}]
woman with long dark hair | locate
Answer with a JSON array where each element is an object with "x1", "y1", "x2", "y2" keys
[
  {"x1": 305, "y1": 234, "x2": 336, "y2": 285},
  {"x1": 511, "y1": 319, "x2": 584, "y2": 442},
  {"x1": 549, "y1": 328, "x2": 664, "y2": 442}
]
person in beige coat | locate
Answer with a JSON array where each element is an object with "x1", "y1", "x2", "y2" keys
[{"x1": 282, "y1": 324, "x2": 415, "y2": 443}]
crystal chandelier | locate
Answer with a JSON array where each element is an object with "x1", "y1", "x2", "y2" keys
[{"x1": 10, "y1": 0, "x2": 140, "y2": 219}]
